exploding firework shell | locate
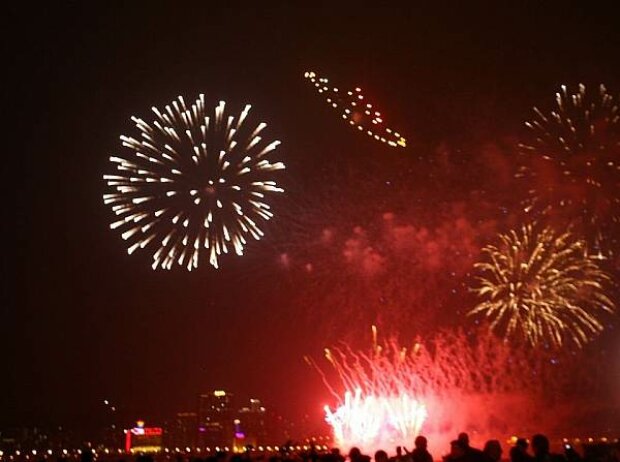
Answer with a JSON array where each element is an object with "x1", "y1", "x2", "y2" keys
[
  {"x1": 325, "y1": 389, "x2": 427, "y2": 453},
  {"x1": 304, "y1": 71, "x2": 407, "y2": 148},
  {"x1": 103, "y1": 95, "x2": 285, "y2": 270},
  {"x1": 312, "y1": 327, "x2": 605, "y2": 455},
  {"x1": 517, "y1": 84, "x2": 620, "y2": 256},
  {"x1": 469, "y1": 223, "x2": 615, "y2": 348}
]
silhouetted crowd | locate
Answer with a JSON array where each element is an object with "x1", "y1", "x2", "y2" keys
[
  {"x1": 319, "y1": 433, "x2": 617, "y2": 462},
  {"x1": 274, "y1": 433, "x2": 614, "y2": 462},
  {"x1": 258, "y1": 433, "x2": 618, "y2": 462},
  {"x1": 63, "y1": 432, "x2": 619, "y2": 462}
]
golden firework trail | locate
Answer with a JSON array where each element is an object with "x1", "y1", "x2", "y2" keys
[{"x1": 469, "y1": 223, "x2": 614, "y2": 348}]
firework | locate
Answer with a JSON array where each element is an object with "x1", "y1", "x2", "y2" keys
[
  {"x1": 469, "y1": 223, "x2": 614, "y2": 348},
  {"x1": 517, "y1": 84, "x2": 620, "y2": 255},
  {"x1": 325, "y1": 389, "x2": 427, "y2": 453},
  {"x1": 103, "y1": 95, "x2": 285, "y2": 270},
  {"x1": 310, "y1": 327, "x2": 565, "y2": 455},
  {"x1": 312, "y1": 331, "x2": 429, "y2": 454},
  {"x1": 303, "y1": 71, "x2": 407, "y2": 148}
]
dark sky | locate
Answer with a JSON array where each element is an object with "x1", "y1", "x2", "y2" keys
[{"x1": 4, "y1": 2, "x2": 620, "y2": 433}]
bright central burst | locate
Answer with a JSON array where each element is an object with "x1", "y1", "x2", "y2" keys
[
  {"x1": 313, "y1": 326, "x2": 605, "y2": 454},
  {"x1": 313, "y1": 327, "x2": 433, "y2": 454},
  {"x1": 325, "y1": 389, "x2": 427, "y2": 454},
  {"x1": 103, "y1": 95, "x2": 285, "y2": 270}
]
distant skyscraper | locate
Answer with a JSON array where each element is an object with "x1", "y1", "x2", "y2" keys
[
  {"x1": 197, "y1": 391, "x2": 234, "y2": 448},
  {"x1": 170, "y1": 412, "x2": 197, "y2": 450},
  {"x1": 236, "y1": 398, "x2": 267, "y2": 448}
]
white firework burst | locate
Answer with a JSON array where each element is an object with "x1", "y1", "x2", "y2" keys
[{"x1": 103, "y1": 94, "x2": 285, "y2": 270}]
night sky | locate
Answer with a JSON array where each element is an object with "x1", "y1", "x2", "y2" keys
[{"x1": 4, "y1": 2, "x2": 620, "y2": 434}]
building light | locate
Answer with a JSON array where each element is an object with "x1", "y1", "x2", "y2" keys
[{"x1": 213, "y1": 390, "x2": 226, "y2": 397}]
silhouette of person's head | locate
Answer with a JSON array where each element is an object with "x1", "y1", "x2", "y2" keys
[
  {"x1": 374, "y1": 450, "x2": 388, "y2": 462},
  {"x1": 415, "y1": 436, "x2": 428, "y2": 450},
  {"x1": 483, "y1": 440, "x2": 502, "y2": 462},
  {"x1": 458, "y1": 434, "x2": 470, "y2": 449},
  {"x1": 349, "y1": 448, "x2": 362, "y2": 462},
  {"x1": 531, "y1": 435, "x2": 550, "y2": 457},
  {"x1": 451, "y1": 441, "x2": 466, "y2": 459}
]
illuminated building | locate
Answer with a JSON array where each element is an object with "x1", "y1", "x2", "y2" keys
[
  {"x1": 124, "y1": 421, "x2": 163, "y2": 454},
  {"x1": 197, "y1": 391, "x2": 234, "y2": 448},
  {"x1": 234, "y1": 399, "x2": 267, "y2": 449},
  {"x1": 170, "y1": 412, "x2": 197, "y2": 449}
]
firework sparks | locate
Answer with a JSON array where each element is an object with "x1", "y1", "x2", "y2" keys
[
  {"x1": 321, "y1": 327, "x2": 428, "y2": 451},
  {"x1": 469, "y1": 223, "x2": 614, "y2": 348},
  {"x1": 325, "y1": 389, "x2": 427, "y2": 453},
  {"x1": 313, "y1": 334, "x2": 429, "y2": 455},
  {"x1": 303, "y1": 71, "x2": 407, "y2": 148},
  {"x1": 517, "y1": 84, "x2": 620, "y2": 255},
  {"x1": 310, "y1": 327, "x2": 568, "y2": 454},
  {"x1": 103, "y1": 95, "x2": 285, "y2": 270}
]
